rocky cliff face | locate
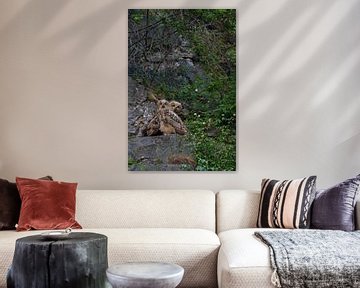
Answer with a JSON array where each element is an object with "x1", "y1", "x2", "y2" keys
[
  {"x1": 129, "y1": 36, "x2": 206, "y2": 90},
  {"x1": 128, "y1": 77, "x2": 156, "y2": 137},
  {"x1": 128, "y1": 30, "x2": 210, "y2": 171},
  {"x1": 128, "y1": 77, "x2": 195, "y2": 171}
]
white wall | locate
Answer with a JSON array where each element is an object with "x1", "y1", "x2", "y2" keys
[{"x1": 0, "y1": 0, "x2": 359, "y2": 191}]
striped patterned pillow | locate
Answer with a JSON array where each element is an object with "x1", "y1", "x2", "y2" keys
[{"x1": 257, "y1": 176, "x2": 317, "y2": 229}]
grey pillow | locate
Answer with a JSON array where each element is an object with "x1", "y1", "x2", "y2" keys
[{"x1": 311, "y1": 174, "x2": 360, "y2": 231}]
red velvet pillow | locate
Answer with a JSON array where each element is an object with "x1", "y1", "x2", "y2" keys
[{"x1": 16, "y1": 177, "x2": 82, "y2": 231}]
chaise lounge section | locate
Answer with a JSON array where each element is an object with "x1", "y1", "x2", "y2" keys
[{"x1": 216, "y1": 189, "x2": 360, "y2": 288}]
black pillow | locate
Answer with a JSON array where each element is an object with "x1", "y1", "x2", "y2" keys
[
  {"x1": 0, "y1": 179, "x2": 20, "y2": 230},
  {"x1": 0, "y1": 176, "x2": 53, "y2": 230},
  {"x1": 311, "y1": 174, "x2": 360, "y2": 231}
]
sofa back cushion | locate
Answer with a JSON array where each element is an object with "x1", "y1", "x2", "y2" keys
[
  {"x1": 76, "y1": 190, "x2": 216, "y2": 231},
  {"x1": 217, "y1": 190, "x2": 360, "y2": 233},
  {"x1": 216, "y1": 190, "x2": 260, "y2": 233}
]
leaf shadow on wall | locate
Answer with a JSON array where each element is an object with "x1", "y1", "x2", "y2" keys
[{"x1": 237, "y1": 0, "x2": 360, "y2": 164}]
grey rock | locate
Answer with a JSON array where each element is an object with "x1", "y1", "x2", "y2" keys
[
  {"x1": 128, "y1": 135, "x2": 195, "y2": 171},
  {"x1": 128, "y1": 77, "x2": 157, "y2": 136}
]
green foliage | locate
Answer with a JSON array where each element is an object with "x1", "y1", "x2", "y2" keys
[
  {"x1": 128, "y1": 10, "x2": 143, "y2": 24},
  {"x1": 156, "y1": 75, "x2": 236, "y2": 171},
  {"x1": 180, "y1": 9, "x2": 236, "y2": 78},
  {"x1": 186, "y1": 117, "x2": 236, "y2": 171},
  {"x1": 128, "y1": 156, "x2": 139, "y2": 167}
]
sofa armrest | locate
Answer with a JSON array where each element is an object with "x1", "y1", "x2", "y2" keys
[{"x1": 356, "y1": 200, "x2": 360, "y2": 230}]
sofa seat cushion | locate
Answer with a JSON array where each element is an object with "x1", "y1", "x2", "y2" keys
[
  {"x1": 101, "y1": 228, "x2": 220, "y2": 288},
  {"x1": 0, "y1": 228, "x2": 219, "y2": 288},
  {"x1": 218, "y1": 228, "x2": 281, "y2": 288}
]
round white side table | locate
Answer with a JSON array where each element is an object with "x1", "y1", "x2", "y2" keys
[{"x1": 106, "y1": 262, "x2": 184, "y2": 288}]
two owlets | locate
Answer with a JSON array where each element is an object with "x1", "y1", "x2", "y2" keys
[{"x1": 146, "y1": 99, "x2": 187, "y2": 136}]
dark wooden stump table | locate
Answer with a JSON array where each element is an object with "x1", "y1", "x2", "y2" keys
[{"x1": 7, "y1": 232, "x2": 108, "y2": 288}]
